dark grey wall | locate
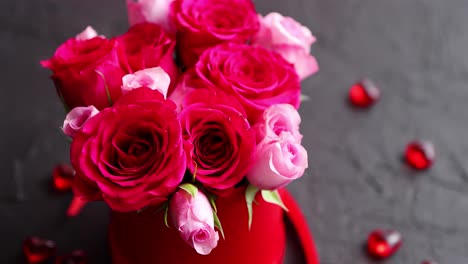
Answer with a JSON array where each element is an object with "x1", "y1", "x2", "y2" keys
[{"x1": 1, "y1": 0, "x2": 468, "y2": 263}]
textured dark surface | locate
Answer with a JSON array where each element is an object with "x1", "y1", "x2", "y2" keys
[{"x1": 1, "y1": 0, "x2": 468, "y2": 263}]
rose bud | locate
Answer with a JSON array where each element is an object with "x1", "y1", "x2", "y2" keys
[
  {"x1": 169, "y1": 188, "x2": 219, "y2": 255},
  {"x1": 127, "y1": 0, "x2": 176, "y2": 33},
  {"x1": 121, "y1": 67, "x2": 171, "y2": 98},
  {"x1": 254, "y1": 104, "x2": 302, "y2": 144},
  {"x1": 62, "y1": 106, "x2": 99, "y2": 138},
  {"x1": 247, "y1": 134, "x2": 308, "y2": 190},
  {"x1": 252, "y1": 12, "x2": 318, "y2": 80}
]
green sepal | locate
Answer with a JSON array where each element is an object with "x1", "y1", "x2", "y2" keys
[
  {"x1": 208, "y1": 194, "x2": 218, "y2": 213},
  {"x1": 245, "y1": 184, "x2": 259, "y2": 230},
  {"x1": 95, "y1": 69, "x2": 113, "y2": 106},
  {"x1": 261, "y1": 190, "x2": 288, "y2": 212},
  {"x1": 179, "y1": 183, "x2": 198, "y2": 198},
  {"x1": 300, "y1": 94, "x2": 310, "y2": 102},
  {"x1": 164, "y1": 204, "x2": 170, "y2": 228},
  {"x1": 213, "y1": 211, "x2": 225, "y2": 240},
  {"x1": 192, "y1": 162, "x2": 198, "y2": 182}
]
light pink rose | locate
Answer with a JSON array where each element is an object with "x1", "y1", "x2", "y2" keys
[
  {"x1": 169, "y1": 189, "x2": 219, "y2": 255},
  {"x1": 75, "y1": 26, "x2": 101, "y2": 41},
  {"x1": 254, "y1": 104, "x2": 302, "y2": 144},
  {"x1": 253, "y1": 12, "x2": 318, "y2": 80},
  {"x1": 62, "y1": 106, "x2": 99, "y2": 138},
  {"x1": 247, "y1": 134, "x2": 308, "y2": 190},
  {"x1": 121, "y1": 67, "x2": 170, "y2": 97},
  {"x1": 127, "y1": 0, "x2": 175, "y2": 33}
]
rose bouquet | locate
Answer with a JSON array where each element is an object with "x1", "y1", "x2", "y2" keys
[{"x1": 42, "y1": 0, "x2": 318, "y2": 263}]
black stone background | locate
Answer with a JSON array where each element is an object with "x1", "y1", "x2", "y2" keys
[{"x1": 1, "y1": 0, "x2": 468, "y2": 263}]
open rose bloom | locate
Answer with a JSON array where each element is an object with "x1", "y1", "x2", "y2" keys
[{"x1": 42, "y1": 1, "x2": 319, "y2": 263}]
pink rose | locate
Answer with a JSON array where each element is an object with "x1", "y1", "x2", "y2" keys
[
  {"x1": 41, "y1": 28, "x2": 125, "y2": 110},
  {"x1": 180, "y1": 89, "x2": 255, "y2": 190},
  {"x1": 127, "y1": 0, "x2": 175, "y2": 33},
  {"x1": 121, "y1": 67, "x2": 171, "y2": 97},
  {"x1": 169, "y1": 188, "x2": 219, "y2": 255},
  {"x1": 170, "y1": 0, "x2": 259, "y2": 67},
  {"x1": 247, "y1": 134, "x2": 308, "y2": 190},
  {"x1": 254, "y1": 104, "x2": 302, "y2": 144},
  {"x1": 75, "y1": 26, "x2": 100, "y2": 41},
  {"x1": 62, "y1": 106, "x2": 99, "y2": 138},
  {"x1": 253, "y1": 12, "x2": 318, "y2": 80},
  {"x1": 117, "y1": 22, "x2": 179, "y2": 93},
  {"x1": 183, "y1": 43, "x2": 300, "y2": 123},
  {"x1": 71, "y1": 88, "x2": 186, "y2": 212}
]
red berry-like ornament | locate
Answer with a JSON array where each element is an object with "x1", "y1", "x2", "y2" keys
[
  {"x1": 367, "y1": 229, "x2": 402, "y2": 259},
  {"x1": 23, "y1": 237, "x2": 57, "y2": 264},
  {"x1": 52, "y1": 163, "x2": 75, "y2": 192},
  {"x1": 404, "y1": 140, "x2": 435, "y2": 170},
  {"x1": 349, "y1": 79, "x2": 380, "y2": 108},
  {"x1": 55, "y1": 250, "x2": 88, "y2": 264},
  {"x1": 421, "y1": 260, "x2": 438, "y2": 264}
]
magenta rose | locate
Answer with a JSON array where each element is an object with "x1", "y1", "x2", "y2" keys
[
  {"x1": 117, "y1": 22, "x2": 179, "y2": 92},
  {"x1": 41, "y1": 27, "x2": 125, "y2": 110},
  {"x1": 170, "y1": 0, "x2": 259, "y2": 67},
  {"x1": 169, "y1": 188, "x2": 219, "y2": 255},
  {"x1": 71, "y1": 88, "x2": 186, "y2": 212},
  {"x1": 180, "y1": 89, "x2": 255, "y2": 190},
  {"x1": 247, "y1": 134, "x2": 308, "y2": 190},
  {"x1": 182, "y1": 43, "x2": 301, "y2": 123}
]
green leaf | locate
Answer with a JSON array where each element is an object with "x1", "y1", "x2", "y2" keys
[
  {"x1": 179, "y1": 183, "x2": 198, "y2": 198},
  {"x1": 261, "y1": 190, "x2": 288, "y2": 212},
  {"x1": 300, "y1": 94, "x2": 310, "y2": 102},
  {"x1": 208, "y1": 194, "x2": 218, "y2": 213},
  {"x1": 213, "y1": 211, "x2": 225, "y2": 240},
  {"x1": 245, "y1": 184, "x2": 259, "y2": 230},
  {"x1": 164, "y1": 204, "x2": 170, "y2": 228},
  {"x1": 95, "y1": 69, "x2": 113, "y2": 106}
]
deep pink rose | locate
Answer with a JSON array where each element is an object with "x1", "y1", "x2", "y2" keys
[
  {"x1": 170, "y1": 0, "x2": 259, "y2": 67},
  {"x1": 247, "y1": 134, "x2": 308, "y2": 190},
  {"x1": 254, "y1": 104, "x2": 302, "y2": 144},
  {"x1": 169, "y1": 188, "x2": 219, "y2": 255},
  {"x1": 71, "y1": 88, "x2": 186, "y2": 212},
  {"x1": 121, "y1": 67, "x2": 171, "y2": 97},
  {"x1": 41, "y1": 28, "x2": 125, "y2": 110},
  {"x1": 62, "y1": 105, "x2": 99, "y2": 138},
  {"x1": 127, "y1": 0, "x2": 175, "y2": 33},
  {"x1": 117, "y1": 22, "x2": 179, "y2": 92},
  {"x1": 252, "y1": 12, "x2": 318, "y2": 80},
  {"x1": 180, "y1": 89, "x2": 255, "y2": 190},
  {"x1": 182, "y1": 43, "x2": 301, "y2": 123}
]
